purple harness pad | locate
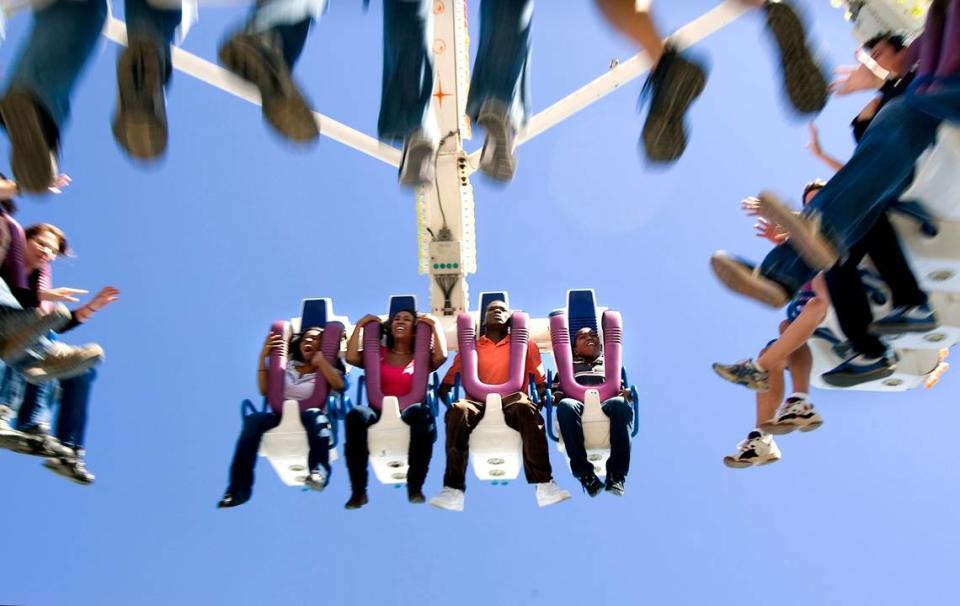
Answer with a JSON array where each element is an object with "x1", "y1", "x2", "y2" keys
[
  {"x1": 550, "y1": 310, "x2": 623, "y2": 402},
  {"x1": 362, "y1": 318, "x2": 432, "y2": 411},
  {"x1": 266, "y1": 321, "x2": 344, "y2": 414},
  {"x1": 457, "y1": 311, "x2": 529, "y2": 401}
]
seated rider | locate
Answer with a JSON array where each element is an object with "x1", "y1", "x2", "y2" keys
[
  {"x1": 552, "y1": 327, "x2": 634, "y2": 497},
  {"x1": 217, "y1": 326, "x2": 345, "y2": 508}
]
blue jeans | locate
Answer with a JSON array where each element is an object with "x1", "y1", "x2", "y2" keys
[
  {"x1": 242, "y1": 0, "x2": 327, "y2": 69},
  {"x1": 4, "y1": 0, "x2": 180, "y2": 132},
  {"x1": 344, "y1": 403, "x2": 436, "y2": 492},
  {"x1": 465, "y1": 0, "x2": 533, "y2": 130},
  {"x1": 226, "y1": 408, "x2": 331, "y2": 500},
  {"x1": 760, "y1": 88, "x2": 960, "y2": 294},
  {"x1": 556, "y1": 396, "x2": 633, "y2": 481},
  {"x1": 378, "y1": 0, "x2": 433, "y2": 142}
]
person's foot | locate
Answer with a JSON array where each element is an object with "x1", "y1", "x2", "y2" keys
[
  {"x1": 218, "y1": 31, "x2": 319, "y2": 143},
  {"x1": 112, "y1": 38, "x2": 169, "y2": 161},
  {"x1": 640, "y1": 44, "x2": 708, "y2": 163},
  {"x1": 871, "y1": 303, "x2": 940, "y2": 335},
  {"x1": 821, "y1": 351, "x2": 897, "y2": 388},
  {"x1": 756, "y1": 191, "x2": 839, "y2": 270},
  {"x1": 535, "y1": 480, "x2": 572, "y2": 508},
  {"x1": 344, "y1": 491, "x2": 369, "y2": 510},
  {"x1": 398, "y1": 131, "x2": 436, "y2": 187},
  {"x1": 20, "y1": 342, "x2": 104, "y2": 384},
  {"x1": 217, "y1": 492, "x2": 249, "y2": 509},
  {"x1": 13, "y1": 424, "x2": 74, "y2": 459},
  {"x1": 578, "y1": 472, "x2": 604, "y2": 498},
  {"x1": 429, "y1": 486, "x2": 465, "y2": 512},
  {"x1": 761, "y1": 396, "x2": 823, "y2": 435},
  {"x1": 0, "y1": 304, "x2": 71, "y2": 362},
  {"x1": 407, "y1": 486, "x2": 426, "y2": 504},
  {"x1": 723, "y1": 431, "x2": 781, "y2": 468},
  {"x1": 476, "y1": 99, "x2": 517, "y2": 182},
  {"x1": 762, "y1": 0, "x2": 828, "y2": 114},
  {"x1": 43, "y1": 448, "x2": 95, "y2": 485},
  {"x1": 0, "y1": 89, "x2": 58, "y2": 193},
  {"x1": 712, "y1": 358, "x2": 770, "y2": 392},
  {"x1": 604, "y1": 477, "x2": 625, "y2": 497},
  {"x1": 710, "y1": 252, "x2": 791, "y2": 308},
  {"x1": 303, "y1": 468, "x2": 328, "y2": 492}
]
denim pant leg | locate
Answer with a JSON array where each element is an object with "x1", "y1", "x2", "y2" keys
[
  {"x1": 555, "y1": 398, "x2": 593, "y2": 479},
  {"x1": 465, "y1": 0, "x2": 533, "y2": 129},
  {"x1": 401, "y1": 402, "x2": 436, "y2": 491},
  {"x1": 299, "y1": 408, "x2": 332, "y2": 474},
  {"x1": 0, "y1": 362, "x2": 26, "y2": 411},
  {"x1": 378, "y1": 0, "x2": 433, "y2": 143},
  {"x1": 5, "y1": 0, "x2": 108, "y2": 131},
  {"x1": 344, "y1": 405, "x2": 379, "y2": 493},
  {"x1": 54, "y1": 368, "x2": 96, "y2": 449},
  {"x1": 602, "y1": 397, "x2": 633, "y2": 480},
  {"x1": 227, "y1": 411, "x2": 281, "y2": 499},
  {"x1": 125, "y1": 0, "x2": 182, "y2": 81},
  {"x1": 247, "y1": 0, "x2": 327, "y2": 69},
  {"x1": 15, "y1": 377, "x2": 54, "y2": 430}
]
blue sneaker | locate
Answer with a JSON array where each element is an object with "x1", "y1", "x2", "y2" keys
[
  {"x1": 871, "y1": 304, "x2": 939, "y2": 335},
  {"x1": 712, "y1": 359, "x2": 769, "y2": 392},
  {"x1": 821, "y1": 351, "x2": 897, "y2": 388}
]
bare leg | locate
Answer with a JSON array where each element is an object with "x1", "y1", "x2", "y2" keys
[
  {"x1": 594, "y1": 0, "x2": 664, "y2": 63},
  {"x1": 758, "y1": 278, "x2": 828, "y2": 371},
  {"x1": 786, "y1": 342, "x2": 812, "y2": 394},
  {"x1": 756, "y1": 367, "x2": 784, "y2": 427}
]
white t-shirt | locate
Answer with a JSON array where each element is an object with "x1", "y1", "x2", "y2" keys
[{"x1": 283, "y1": 360, "x2": 317, "y2": 401}]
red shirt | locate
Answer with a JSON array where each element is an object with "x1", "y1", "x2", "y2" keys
[{"x1": 380, "y1": 346, "x2": 415, "y2": 397}]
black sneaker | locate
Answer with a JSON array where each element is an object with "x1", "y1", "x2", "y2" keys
[
  {"x1": 640, "y1": 44, "x2": 707, "y2": 163},
  {"x1": 821, "y1": 351, "x2": 897, "y2": 388},
  {"x1": 407, "y1": 487, "x2": 426, "y2": 504},
  {"x1": 217, "y1": 492, "x2": 249, "y2": 509},
  {"x1": 112, "y1": 38, "x2": 169, "y2": 161},
  {"x1": 579, "y1": 473, "x2": 604, "y2": 498},
  {"x1": 344, "y1": 491, "x2": 369, "y2": 510},
  {"x1": 762, "y1": 0, "x2": 828, "y2": 114},
  {"x1": 218, "y1": 31, "x2": 319, "y2": 143},
  {"x1": 0, "y1": 89, "x2": 59, "y2": 193},
  {"x1": 604, "y1": 477, "x2": 625, "y2": 497},
  {"x1": 43, "y1": 449, "x2": 95, "y2": 485}
]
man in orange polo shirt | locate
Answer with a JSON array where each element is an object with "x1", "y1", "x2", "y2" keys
[{"x1": 429, "y1": 300, "x2": 571, "y2": 511}]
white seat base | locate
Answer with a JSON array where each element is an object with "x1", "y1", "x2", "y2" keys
[
  {"x1": 259, "y1": 399, "x2": 338, "y2": 487},
  {"x1": 554, "y1": 389, "x2": 612, "y2": 477},
  {"x1": 469, "y1": 394, "x2": 522, "y2": 482},
  {"x1": 368, "y1": 396, "x2": 412, "y2": 485}
]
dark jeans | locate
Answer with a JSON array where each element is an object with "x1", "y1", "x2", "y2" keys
[
  {"x1": 243, "y1": 0, "x2": 317, "y2": 70},
  {"x1": 759, "y1": 89, "x2": 960, "y2": 294},
  {"x1": 825, "y1": 213, "x2": 928, "y2": 358},
  {"x1": 378, "y1": 0, "x2": 433, "y2": 142},
  {"x1": 226, "y1": 408, "x2": 331, "y2": 500},
  {"x1": 442, "y1": 392, "x2": 552, "y2": 491},
  {"x1": 17, "y1": 368, "x2": 97, "y2": 450},
  {"x1": 556, "y1": 396, "x2": 633, "y2": 481},
  {"x1": 344, "y1": 403, "x2": 436, "y2": 493}
]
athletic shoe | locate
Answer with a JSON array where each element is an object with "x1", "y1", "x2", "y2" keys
[
  {"x1": 0, "y1": 89, "x2": 58, "y2": 193},
  {"x1": 112, "y1": 38, "x2": 169, "y2": 161},
  {"x1": 579, "y1": 472, "x2": 604, "y2": 498},
  {"x1": 20, "y1": 343, "x2": 103, "y2": 384},
  {"x1": 217, "y1": 492, "x2": 249, "y2": 509},
  {"x1": 13, "y1": 424, "x2": 74, "y2": 459},
  {"x1": 821, "y1": 351, "x2": 897, "y2": 388},
  {"x1": 398, "y1": 130, "x2": 436, "y2": 187},
  {"x1": 477, "y1": 99, "x2": 517, "y2": 182},
  {"x1": 723, "y1": 431, "x2": 781, "y2": 468},
  {"x1": 871, "y1": 303, "x2": 940, "y2": 335},
  {"x1": 429, "y1": 486, "x2": 465, "y2": 512},
  {"x1": 0, "y1": 304, "x2": 71, "y2": 362},
  {"x1": 43, "y1": 449, "x2": 95, "y2": 485},
  {"x1": 762, "y1": 0, "x2": 828, "y2": 114},
  {"x1": 761, "y1": 397, "x2": 823, "y2": 435},
  {"x1": 640, "y1": 44, "x2": 707, "y2": 163},
  {"x1": 219, "y1": 31, "x2": 319, "y2": 143},
  {"x1": 604, "y1": 477, "x2": 625, "y2": 497},
  {"x1": 756, "y1": 191, "x2": 839, "y2": 270},
  {"x1": 710, "y1": 252, "x2": 791, "y2": 308},
  {"x1": 303, "y1": 468, "x2": 328, "y2": 492},
  {"x1": 712, "y1": 358, "x2": 770, "y2": 392},
  {"x1": 344, "y1": 491, "x2": 369, "y2": 510},
  {"x1": 535, "y1": 480, "x2": 572, "y2": 508},
  {"x1": 407, "y1": 487, "x2": 426, "y2": 504}
]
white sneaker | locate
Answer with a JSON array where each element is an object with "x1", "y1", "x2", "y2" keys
[
  {"x1": 535, "y1": 481, "x2": 572, "y2": 508},
  {"x1": 761, "y1": 397, "x2": 823, "y2": 435},
  {"x1": 723, "y1": 431, "x2": 781, "y2": 469},
  {"x1": 429, "y1": 487, "x2": 465, "y2": 512},
  {"x1": 303, "y1": 468, "x2": 328, "y2": 492}
]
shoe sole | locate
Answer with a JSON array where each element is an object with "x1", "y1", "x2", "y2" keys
[
  {"x1": 765, "y1": 1, "x2": 827, "y2": 114},
  {"x1": 710, "y1": 253, "x2": 789, "y2": 308},
  {"x1": 821, "y1": 365, "x2": 895, "y2": 388},
  {"x1": 712, "y1": 362, "x2": 769, "y2": 392},
  {"x1": 870, "y1": 321, "x2": 941, "y2": 335},
  {"x1": 642, "y1": 55, "x2": 707, "y2": 163},
  {"x1": 477, "y1": 111, "x2": 516, "y2": 182},
  {"x1": 113, "y1": 40, "x2": 168, "y2": 161},
  {"x1": 0, "y1": 92, "x2": 55, "y2": 193},
  {"x1": 757, "y1": 191, "x2": 838, "y2": 270},
  {"x1": 23, "y1": 347, "x2": 103, "y2": 384},
  {"x1": 43, "y1": 459, "x2": 94, "y2": 485},
  {"x1": 723, "y1": 453, "x2": 781, "y2": 468},
  {"x1": 761, "y1": 417, "x2": 822, "y2": 435},
  {"x1": 428, "y1": 499, "x2": 464, "y2": 512},
  {"x1": 398, "y1": 138, "x2": 436, "y2": 187},
  {"x1": 537, "y1": 493, "x2": 572, "y2": 508},
  {"x1": 219, "y1": 36, "x2": 319, "y2": 143}
]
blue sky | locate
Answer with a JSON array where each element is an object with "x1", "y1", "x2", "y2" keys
[{"x1": 1, "y1": 2, "x2": 956, "y2": 605}]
